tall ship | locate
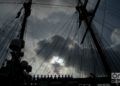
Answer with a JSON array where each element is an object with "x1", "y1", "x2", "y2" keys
[{"x1": 0, "y1": 0, "x2": 120, "y2": 86}]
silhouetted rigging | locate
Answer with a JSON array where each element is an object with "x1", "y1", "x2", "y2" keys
[{"x1": 0, "y1": 0, "x2": 119, "y2": 86}]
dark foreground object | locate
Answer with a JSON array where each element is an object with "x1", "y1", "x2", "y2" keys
[{"x1": 0, "y1": 74, "x2": 118, "y2": 86}]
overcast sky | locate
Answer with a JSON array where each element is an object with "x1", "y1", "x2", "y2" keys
[{"x1": 0, "y1": 0, "x2": 120, "y2": 78}]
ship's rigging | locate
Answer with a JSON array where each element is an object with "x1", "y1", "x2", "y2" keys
[{"x1": 0, "y1": 0, "x2": 120, "y2": 86}]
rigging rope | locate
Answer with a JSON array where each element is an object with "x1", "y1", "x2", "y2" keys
[
  {"x1": 1, "y1": 0, "x2": 119, "y2": 79},
  {"x1": 0, "y1": 16, "x2": 23, "y2": 67},
  {"x1": 0, "y1": 3, "x2": 25, "y2": 66},
  {"x1": 91, "y1": 22, "x2": 120, "y2": 72},
  {"x1": 34, "y1": 13, "x2": 76, "y2": 74},
  {"x1": 101, "y1": 0, "x2": 107, "y2": 38}
]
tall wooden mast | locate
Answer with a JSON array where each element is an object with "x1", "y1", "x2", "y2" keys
[{"x1": 76, "y1": 0, "x2": 111, "y2": 76}]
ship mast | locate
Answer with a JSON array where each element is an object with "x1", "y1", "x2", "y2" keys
[
  {"x1": 76, "y1": 0, "x2": 111, "y2": 76},
  {"x1": 7, "y1": 0, "x2": 32, "y2": 84}
]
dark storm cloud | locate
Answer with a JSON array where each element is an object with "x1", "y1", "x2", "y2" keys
[
  {"x1": 35, "y1": 35, "x2": 82, "y2": 63},
  {"x1": 35, "y1": 35, "x2": 106, "y2": 76},
  {"x1": 27, "y1": 10, "x2": 73, "y2": 39}
]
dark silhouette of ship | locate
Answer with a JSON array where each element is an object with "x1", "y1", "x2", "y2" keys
[{"x1": 0, "y1": 0, "x2": 119, "y2": 86}]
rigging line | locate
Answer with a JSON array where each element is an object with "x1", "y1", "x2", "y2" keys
[
  {"x1": 89, "y1": 39, "x2": 98, "y2": 76},
  {"x1": 93, "y1": 19, "x2": 120, "y2": 30},
  {"x1": 0, "y1": 2, "x2": 75, "y2": 8},
  {"x1": 73, "y1": 13, "x2": 81, "y2": 39},
  {"x1": 107, "y1": 11, "x2": 120, "y2": 18},
  {"x1": 78, "y1": 30, "x2": 85, "y2": 78},
  {"x1": 0, "y1": 15, "x2": 23, "y2": 48},
  {"x1": 89, "y1": 33, "x2": 106, "y2": 76},
  {"x1": 90, "y1": 33, "x2": 96, "y2": 76},
  {"x1": 76, "y1": 31, "x2": 82, "y2": 77},
  {"x1": 66, "y1": 15, "x2": 77, "y2": 37},
  {"x1": 93, "y1": 20, "x2": 114, "y2": 31},
  {"x1": 81, "y1": 32, "x2": 86, "y2": 78},
  {"x1": 66, "y1": 21, "x2": 80, "y2": 77},
  {"x1": 89, "y1": 34, "x2": 96, "y2": 76},
  {"x1": 52, "y1": 13, "x2": 76, "y2": 36},
  {"x1": 0, "y1": 15, "x2": 17, "y2": 31},
  {"x1": 91, "y1": 25, "x2": 107, "y2": 49},
  {"x1": 89, "y1": 25, "x2": 111, "y2": 76},
  {"x1": 69, "y1": 43, "x2": 77, "y2": 77},
  {"x1": 35, "y1": 14, "x2": 75, "y2": 56},
  {"x1": 82, "y1": 32, "x2": 88, "y2": 76},
  {"x1": 98, "y1": 6, "x2": 120, "y2": 18},
  {"x1": 47, "y1": 15, "x2": 70, "y2": 37},
  {"x1": 98, "y1": 7, "x2": 120, "y2": 15},
  {"x1": 72, "y1": 14, "x2": 81, "y2": 40},
  {"x1": 87, "y1": 32, "x2": 93, "y2": 74},
  {"x1": 84, "y1": 33, "x2": 89, "y2": 77},
  {"x1": 106, "y1": 8, "x2": 120, "y2": 15},
  {"x1": 100, "y1": 48, "x2": 119, "y2": 72},
  {"x1": 57, "y1": 16, "x2": 77, "y2": 66},
  {"x1": 97, "y1": 4, "x2": 120, "y2": 18},
  {"x1": 86, "y1": 32, "x2": 92, "y2": 76},
  {"x1": 93, "y1": 39, "x2": 105, "y2": 77},
  {"x1": 0, "y1": 19, "x2": 21, "y2": 65},
  {"x1": 73, "y1": 41, "x2": 80, "y2": 76},
  {"x1": 91, "y1": 24, "x2": 108, "y2": 52},
  {"x1": 106, "y1": 51, "x2": 120, "y2": 71},
  {"x1": 108, "y1": 13, "x2": 120, "y2": 19},
  {"x1": 58, "y1": 14, "x2": 75, "y2": 37},
  {"x1": 45, "y1": 65, "x2": 52, "y2": 75},
  {"x1": 0, "y1": 7, "x2": 23, "y2": 38},
  {"x1": 38, "y1": 14, "x2": 76, "y2": 74},
  {"x1": 29, "y1": 3, "x2": 75, "y2": 8},
  {"x1": 98, "y1": 7, "x2": 120, "y2": 17},
  {"x1": 76, "y1": 32, "x2": 86, "y2": 78},
  {"x1": 35, "y1": 15, "x2": 76, "y2": 74},
  {"x1": 69, "y1": 13, "x2": 78, "y2": 38},
  {"x1": 103, "y1": 38, "x2": 119, "y2": 60},
  {"x1": 59, "y1": 13, "x2": 76, "y2": 36},
  {"x1": 0, "y1": 17, "x2": 22, "y2": 54},
  {"x1": 92, "y1": 28, "x2": 119, "y2": 72},
  {"x1": 100, "y1": 37, "x2": 120, "y2": 70},
  {"x1": 90, "y1": 35, "x2": 107, "y2": 76},
  {"x1": 67, "y1": 45, "x2": 75, "y2": 76},
  {"x1": 93, "y1": 19, "x2": 115, "y2": 31},
  {"x1": 0, "y1": 17, "x2": 15, "y2": 31},
  {"x1": 101, "y1": 0, "x2": 107, "y2": 38},
  {"x1": 24, "y1": 15, "x2": 29, "y2": 42},
  {"x1": 41, "y1": 65, "x2": 49, "y2": 75},
  {"x1": 2, "y1": 16, "x2": 23, "y2": 52},
  {"x1": 34, "y1": 38, "x2": 64, "y2": 74},
  {"x1": 94, "y1": 18, "x2": 115, "y2": 28},
  {"x1": 57, "y1": 15, "x2": 77, "y2": 58},
  {"x1": 0, "y1": 12, "x2": 14, "y2": 25},
  {"x1": 104, "y1": 51, "x2": 120, "y2": 72},
  {"x1": 82, "y1": 36, "x2": 85, "y2": 78},
  {"x1": 106, "y1": 6, "x2": 120, "y2": 12},
  {"x1": 0, "y1": 21, "x2": 18, "y2": 49},
  {"x1": 0, "y1": 2, "x2": 21, "y2": 25},
  {"x1": 34, "y1": 37, "x2": 58, "y2": 72}
]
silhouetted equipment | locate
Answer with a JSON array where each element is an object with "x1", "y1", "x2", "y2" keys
[
  {"x1": 0, "y1": 0, "x2": 33, "y2": 86},
  {"x1": 0, "y1": 0, "x2": 119, "y2": 86},
  {"x1": 9, "y1": 39, "x2": 25, "y2": 51},
  {"x1": 76, "y1": 0, "x2": 111, "y2": 77}
]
